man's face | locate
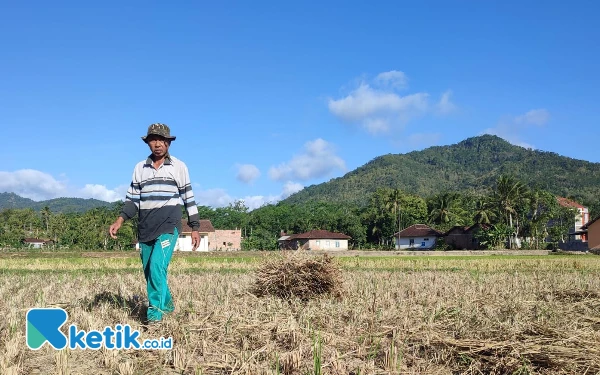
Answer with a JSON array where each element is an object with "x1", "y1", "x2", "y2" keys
[{"x1": 146, "y1": 135, "x2": 170, "y2": 158}]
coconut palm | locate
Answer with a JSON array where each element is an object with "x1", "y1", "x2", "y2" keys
[
  {"x1": 491, "y1": 175, "x2": 528, "y2": 248},
  {"x1": 473, "y1": 198, "x2": 495, "y2": 224},
  {"x1": 41, "y1": 206, "x2": 52, "y2": 233},
  {"x1": 428, "y1": 192, "x2": 459, "y2": 225},
  {"x1": 385, "y1": 188, "x2": 403, "y2": 238}
]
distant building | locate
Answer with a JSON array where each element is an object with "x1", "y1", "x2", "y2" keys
[
  {"x1": 177, "y1": 219, "x2": 242, "y2": 251},
  {"x1": 393, "y1": 224, "x2": 443, "y2": 250},
  {"x1": 23, "y1": 238, "x2": 53, "y2": 249},
  {"x1": 209, "y1": 228, "x2": 242, "y2": 251},
  {"x1": 176, "y1": 220, "x2": 215, "y2": 251},
  {"x1": 277, "y1": 231, "x2": 291, "y2": 249},
  {"x1": 280, "y1": 230, "x2": 351, "y2": 250},
  {"x1": 581, "y1": 217, "x2": 600, "y2": 250},
  {"x1": 444, "y1": 224, "x2": 490, "y2": 250},
  {"x1": 557, "y1": 197, "x2": 589, "y2": 242}
]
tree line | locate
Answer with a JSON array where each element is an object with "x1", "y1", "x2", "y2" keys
[{"x1": 0, "y1": 175, "x2": 588, "y2": 251}]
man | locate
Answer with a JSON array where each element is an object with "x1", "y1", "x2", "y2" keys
[{"x1": 109, "y1": 123, "x2": 200, "y2": 324}]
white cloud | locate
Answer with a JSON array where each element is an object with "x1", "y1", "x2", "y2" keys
[
  {"x1": 328, "y1": 83, "x2": 429, "y2": 135},
  {"x1": 514, "y1": 109, "x2": 550, "y2": 126},
  {"x1": 483, "y1": 108, "x2": 550, "y2": 149},
  {"x1": 328, "y1": 71, "x2": 455, "y2": 135},
  {"x1": 0, "y1": 169, "x2": 125, "y2": 202},
  {"x1": 437, "y1": 90, "x2": 457, "y2": 115},
  {"x1": 78, "y1": 184, "x2": 126, "y2": 202},
  {"x1": 374, "y1": 70, "x2": 408, "y2": 89},
  {"x1": 268, "y1": 138, "x2": 346, "y2": 181},
  {"x1": 194, "y1": 188, "x2": 234, "y2": 208},
  {"x1": 235, "y1": 164, "x2": 261, "y2": 184},
  {"x1": 0, "y1": 169, "x2": 68, "y2": 201}
]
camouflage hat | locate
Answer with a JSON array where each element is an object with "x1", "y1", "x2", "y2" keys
[{"x1": 141, "y1": 123, "x2": 176, "y2": 142}]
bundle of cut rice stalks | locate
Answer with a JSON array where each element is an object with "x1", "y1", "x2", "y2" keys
[{"x1": 251, "y1": 252, "x2": 344, "y2": 301}]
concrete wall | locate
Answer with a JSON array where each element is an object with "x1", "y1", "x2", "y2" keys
[
  {"x1": 396, "y1": 236, "x2": 437, "y2": 250},
  {"x1": 588, "y1": 221, "x2": 600, "y2": 250},
  {"x1": 209, "y1": 230, "x2": 242, "y2": 251}
]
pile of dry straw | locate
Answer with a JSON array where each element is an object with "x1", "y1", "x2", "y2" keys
[{"x1": 251, "y1": 252, "x2": 344, "y2": 301}]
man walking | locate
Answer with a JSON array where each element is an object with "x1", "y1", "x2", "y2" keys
[{"x1": 109, "y1": 123, "x2": 200, "y2": 324}]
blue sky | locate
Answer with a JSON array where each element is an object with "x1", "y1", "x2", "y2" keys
[{"x1": 2, "y1": 1, "x2": 599, "y2": 209}]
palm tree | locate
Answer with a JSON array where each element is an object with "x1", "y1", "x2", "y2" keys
[
  {"x1": 385, "y1": 189, "x2": 403, "y2": 247},
  {"x1": 473, "y1": 198, "x2": 495, "y2": 224},
  {"x1": 41, "y1": 206, "x2": 52, "y2": 233},
  {"x1": 428, "y1": 192, "x2": 459, "y2": 225},
  {"x1": 491, "y1": 175, "x2": 528, "y2": 248}
]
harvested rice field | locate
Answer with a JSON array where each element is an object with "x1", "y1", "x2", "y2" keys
[{"x1": 1, "y1": 250, "x2": 600, "y2": 374}]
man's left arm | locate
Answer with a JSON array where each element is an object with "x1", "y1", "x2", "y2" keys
[{"x1": 178, "y1": 163, "x2": 200, "y2": 250}]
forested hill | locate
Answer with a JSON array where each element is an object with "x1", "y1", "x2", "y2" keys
[
  {"x1": 283, "y1": 135, "x2": 600, "y2": 206},
  {"x1": 0, "y1": 192, "x2": 115, "y2": 213}
]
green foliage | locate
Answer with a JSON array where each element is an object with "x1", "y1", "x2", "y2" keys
[
  {"x1": 0, "y1": 204, "x2": 135, "y2": 250},
  {"x1": 474, "y1": 224, "x2": 512, "y2": 249},
  {"x1": 361, "y1": 188, "x2": 427, "y2": 247}
]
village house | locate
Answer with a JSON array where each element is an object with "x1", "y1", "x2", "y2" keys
[
  {"x1": 394, "y1": 224, "x2": 443, "y2": 250},
  {"x1": 277, "y1": 232, "x2": 290, "y2": 249},
  {"x1": 175, "y1": 219, "x2": 215, "y2": 251},
  {"x1": 176, "y1": 219, "x2": 242, "y2": 251},
  {"x1": 444, "y1": 224, "x2": 489, "y2": 250},
  {"x1": 279, "y1": 230, "x2": 351, "y2": 250},
  {"x1": 581, "y1": 216, "x2": 600, "y2": 250},
  {"x1": 23, "y1": 238, "x2": 53, "y2": 249},
  {"x1": 557, "y1": 197, "x2": 590, "y2": 242}
]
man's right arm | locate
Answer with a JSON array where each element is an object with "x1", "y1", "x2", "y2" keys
[{"x1": 109, "y1": 167, "x2": 140, "y2": 238}]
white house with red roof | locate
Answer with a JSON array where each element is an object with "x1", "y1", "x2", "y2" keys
[
  {"x1": 175, "y1": 219, "x2": 215, "y2": 251},
  {"x1": 557, "y1": 197, "x2": 589, "y2": 242},
  {"x1": 393, "y1": 224, "x2": 443, "y2": 250},
  {"x1": 23, "y1": 238, "x2": 53, "y2": 249},
  {"x1": 280, "y1": 230, "x2": 351, "y2": 250}
]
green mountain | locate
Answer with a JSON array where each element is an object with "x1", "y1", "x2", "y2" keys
[
  {"x1": 0, "y1": 192, "x2": 115, "y2": 213},
  {"x1": 284, "y1": 134, "x2": 600, "y2": 206}
]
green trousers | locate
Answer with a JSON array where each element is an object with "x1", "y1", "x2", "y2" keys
[{"x1": 139, "y1": 228, "x2": 178, "y2": 321}]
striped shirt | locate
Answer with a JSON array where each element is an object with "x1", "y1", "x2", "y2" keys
[{"x1": 120, "y1": 154, "x2": 199, "y2": 243}]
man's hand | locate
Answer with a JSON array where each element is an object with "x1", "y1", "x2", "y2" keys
[
  {"x1": 109, "y1": 217, "x2": 124, "y2": 239},
  {"x1": 191, "y1": 230, "x2": 200, "y2": 250}
]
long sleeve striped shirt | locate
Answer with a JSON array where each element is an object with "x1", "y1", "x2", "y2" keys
[{"x1": 120, "y1": 154, "x2": 199, "y2": 243}]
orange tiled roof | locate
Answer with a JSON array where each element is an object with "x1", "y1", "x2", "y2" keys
[
  {"x1": 557, "y1": 197, "x2": 585, "y2": 209},
  {"x1": 286, "y1": 230, "x2": 351, "y2": 240},
  {"x1": 180, "y1": 219, "x2": 215, "y2": 233}
]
